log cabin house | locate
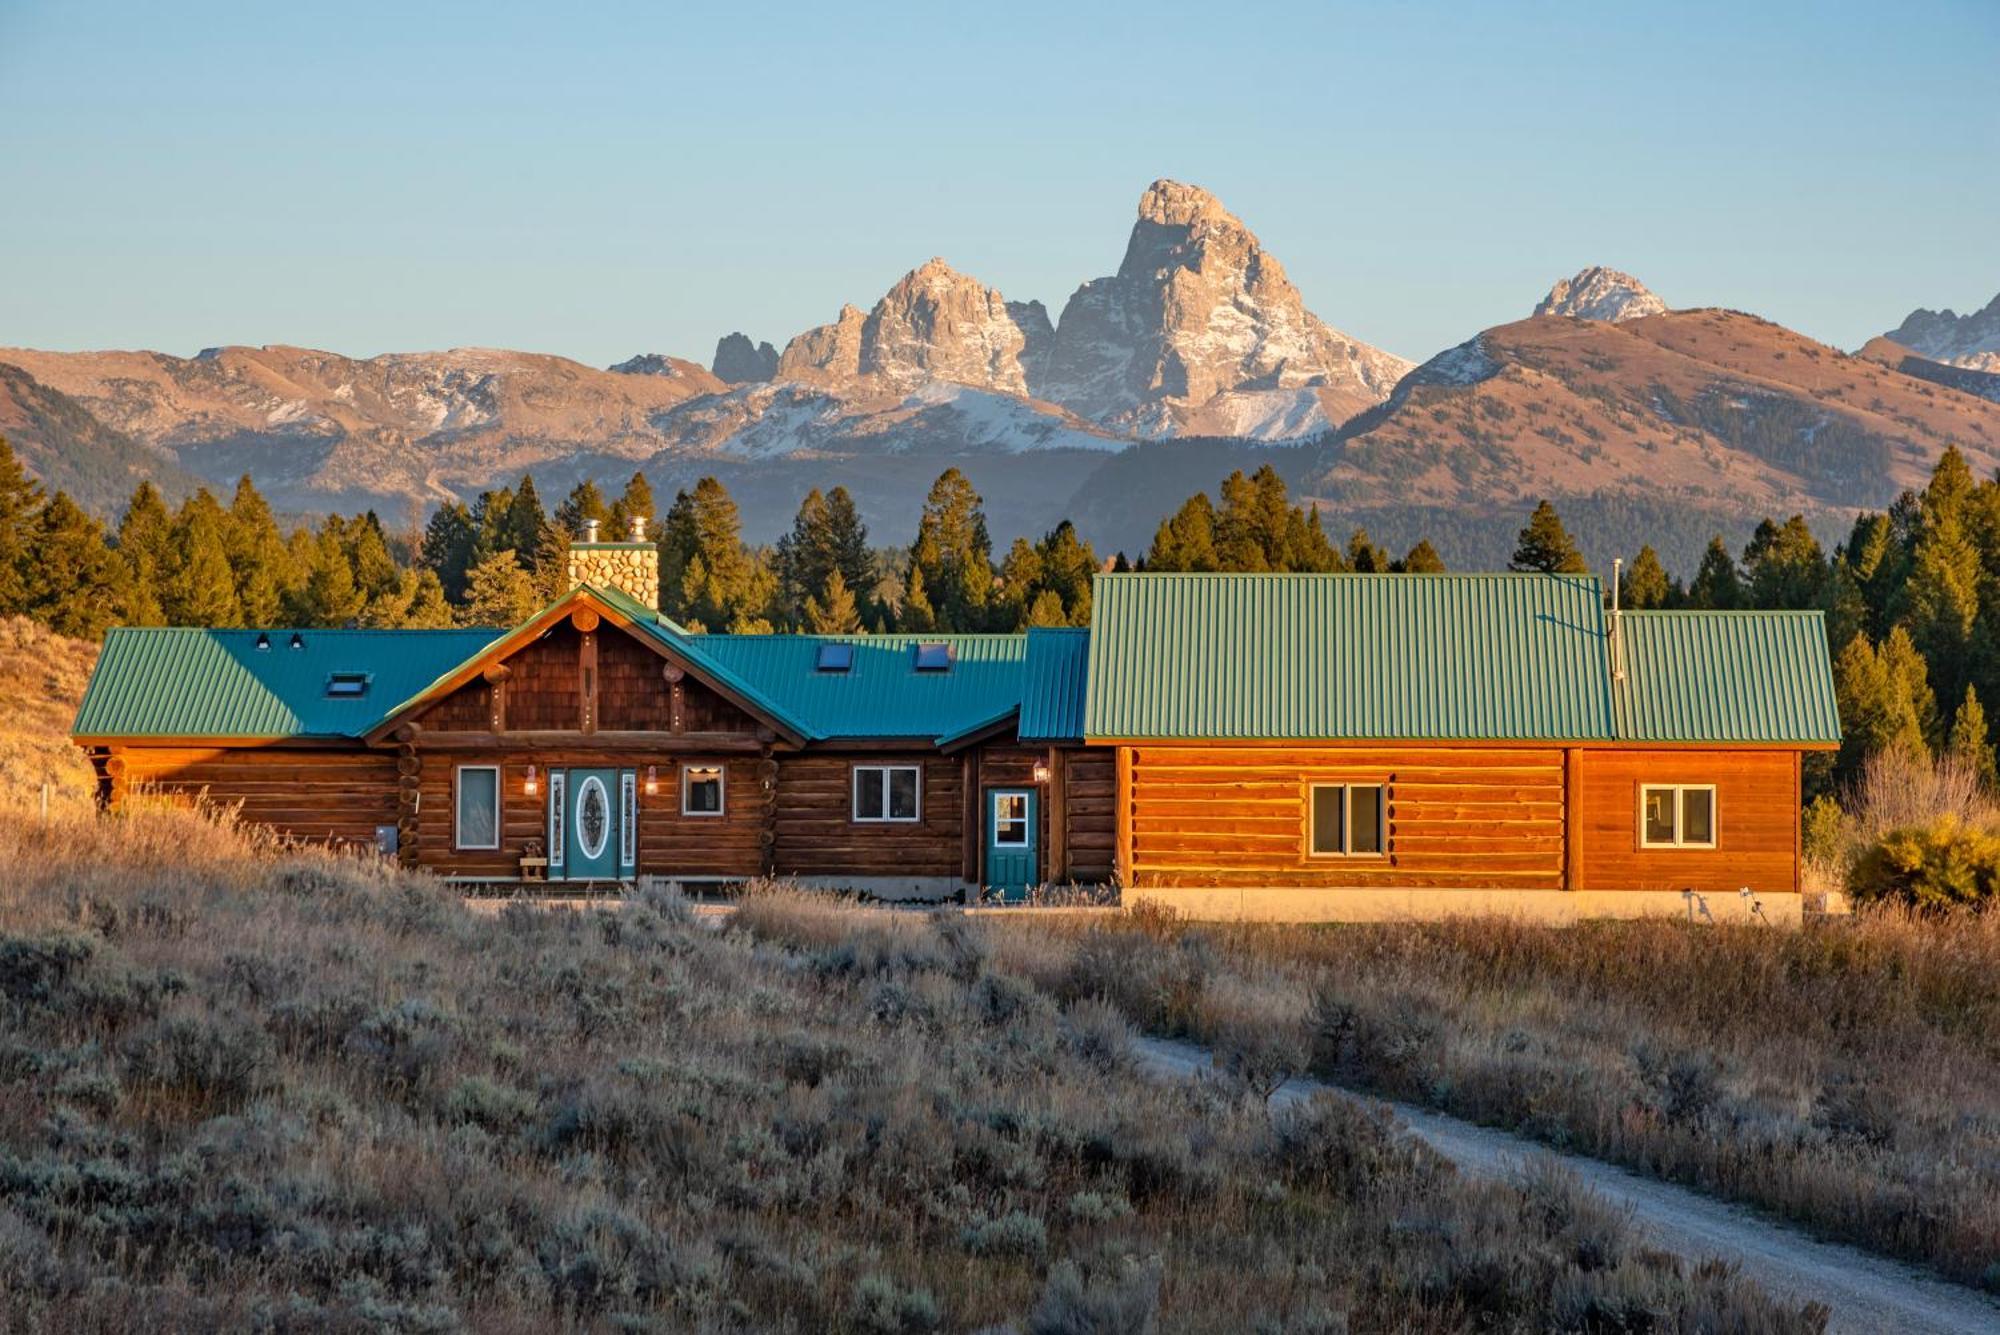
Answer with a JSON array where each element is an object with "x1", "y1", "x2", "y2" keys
[{"x1": 71, "y1": 530, "x2": 1839, "y2": 920}]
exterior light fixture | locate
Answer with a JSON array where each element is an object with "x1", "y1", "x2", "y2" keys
[
  {"x1": 255, "y1": 632, "x2": 270, "y2": 651},
  {"x1": 1031, "y1": 762, "x2": 1052, "y2": 784},
  {"x1": 290, "y1": 632, "x2": 304, "y2": 650},
  {"x1": 645, "y1": 764, "x2": 659, "y2": 795},
  {"x1": 524, "y1": 764, "x2": 539, "y2": 797}
]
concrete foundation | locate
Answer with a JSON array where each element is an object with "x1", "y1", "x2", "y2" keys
[{"x1": 1125, "y1": 885, "x2": 1805, "y2": 927}]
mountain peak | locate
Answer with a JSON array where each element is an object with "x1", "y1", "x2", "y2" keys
[
  {"x1": 711, "y1": 332, "x2": 778, "y2": 384},
  {"x1": 1533, "y1": 267, "x2": 1667, "y2": 323},
  {"x1": 1136, "y1": 178, "x2": 1241, "y2": 231},
  {"x1": 1883, "y1": 291, "x2": 2000, "y2": 374}
]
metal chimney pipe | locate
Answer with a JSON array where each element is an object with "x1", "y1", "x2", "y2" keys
[
  {"x1": 584, "y1": 518, "x2": 600, "y2": 543},
  {"x1": 628, "y1": 515, "x2": 648, "y2": 543},
  {"x1": 1610, "y1": 557, "x2": 1625, "y2": 682}
]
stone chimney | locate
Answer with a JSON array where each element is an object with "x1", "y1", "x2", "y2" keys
[{"x1": 567, "y1": 515, "x2": 660, "y2": 609}]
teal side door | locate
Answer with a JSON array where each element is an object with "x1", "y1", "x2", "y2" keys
[
  {"x1": 565, "y1": 767, "x2": 619, "y2": 881},
  {"x1": 984, "y1": 788, "x2": 1038, "y2": 903}
]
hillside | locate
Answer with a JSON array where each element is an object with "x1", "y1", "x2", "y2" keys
[
  {"x1": 0, "y1": 363, "x2": 198, "y2": 512},
  {"x1": 1293, "y1": 308, "x2": 2000, "y2": 544},
  {"x1": 0, "y1": 616, "x2": 97, "y2": 814}
]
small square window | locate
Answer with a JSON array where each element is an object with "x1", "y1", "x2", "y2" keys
[
  {"x1": 913, "y1": 642, "x2": 952, "y2": 673},
  {"x1": 325, "y1": 671, "x2": 371, "y2": 698},
  {"x1": 1639, "y1": 785, "x2": 1717, "y2": 848},
  {"x1": 682, "y1": 765, "x2": 724, "y2": 816},
  {"x1": 815, "y1": 642, "x2": 853, "y2": 673},
  {"x1": 992, "y1": 792, "x2": 1028, "y2": 845},
  {"x1": 1309, "y1": 784, "x2": 1385, "y2": 858}
]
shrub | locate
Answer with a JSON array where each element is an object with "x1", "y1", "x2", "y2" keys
[
  {"x1": 961, "y1": 1210, "x2": 1047, "y2": 1259},
  {"x1": 1848, "y1": 815, "x2": 2000, "y2": 909},
  {"x1": 121, "y1": 1014, "x2": 274, "y2": 1113},
  {"x1": 848, "y1": 1273, "x2": 942, "y2": 1334},
  {"x1": 1028, "y1": 1255, "x2": 1163, "y2": 1335},
  {"x1": 0, "y1": 932, "x2": 95, "y2": 1005}
]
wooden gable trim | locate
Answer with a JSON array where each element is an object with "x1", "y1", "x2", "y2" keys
[
  {"x1": 363, "y1": 588, "x2": 806, "y2": 747},
  {"x1": 938, "y1": 709, "x2": 1021, "y2": 755}
]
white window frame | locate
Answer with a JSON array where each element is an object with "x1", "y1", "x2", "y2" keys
[
  {"x1": 991, "y1": 790, "x2": 1030, "y2": 846},
  {"x1": 1307, "y1": 782, "x2": 1387, "y2": 859},
  {"x1": 853, "y1": 764, "x2": 922, "y2": 823},
  {"x1": 1638, "y1": 784, "x2": 1718, "y2": 849},
  {"x1": 682, "y1": 764, "x2": 726, "y2": 817},
  {"x1": 454, "y1": 764, "x2": 501, "y2": 851}
]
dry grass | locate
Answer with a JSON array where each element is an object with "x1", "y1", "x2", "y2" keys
[
  {"x1": 0, "y1": 815, "x2": 1824, "y2": 1332},
  {"x1": 0, "y1": 616, "x2": 98, "y2": 817},
  {"x1": 981, "y1": 904, "x2": 2000, "y2": 1293}
]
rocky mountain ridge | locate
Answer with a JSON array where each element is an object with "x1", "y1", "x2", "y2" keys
[
  {"x1": 1879, "y1": 292, "x2": 2000, "y2": 374},
  {"x1": 1533, "y1": 267, "x2": 1667, "y2": 323}
]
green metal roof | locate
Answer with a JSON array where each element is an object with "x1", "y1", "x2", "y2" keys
[
  {"x1": 1612, "y1": 611, "x2": 1841, "y2": 744},
  {"x1": 1019, "y1": 628, "x2": 1089, "y2": 742},
  {"x1": 73, "y1": 627, "x2": 504, "y2": 740},
  {"x1": 1082, "y1": 573, "x2": 1617, "y2": 741}
]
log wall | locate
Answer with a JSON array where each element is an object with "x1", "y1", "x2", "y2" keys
[
  {"x1": 773, "y1": 753, "x2": 964, "y2": 880},
  {"x1": 412, "y1": 750, "x2": 769, "y2": 879},
  {"x1": 105, "y1": 746, "x2": 397, "y2": 849},
  {"x1": 1120, "y1": 744, "x2": 1568, "y2": 890},
  {"x1": 1572, "y1": 748, "x2": 1800, "y2": 893}
]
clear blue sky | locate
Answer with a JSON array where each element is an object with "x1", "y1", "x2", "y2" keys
[{"x1": 2, "y1": 0, "x2": 1995, "y2": 369}]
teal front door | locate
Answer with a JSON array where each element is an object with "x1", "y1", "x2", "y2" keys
[
  {"x1": 984, "y1": 788, "x2": 1038, "y2": 903},
  {"x1": 565, "y1": 768, "x2": 619, "y2": 881}
]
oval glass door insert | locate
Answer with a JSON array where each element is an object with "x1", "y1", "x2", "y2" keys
[{"x1": 576, "y1": 776, "x2": 609, "y2": 860}]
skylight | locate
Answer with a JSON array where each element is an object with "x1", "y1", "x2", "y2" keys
[
  {"x1": 815, "y1": 642, "x2": 854, "y2": 673},
  {"x1": 324, "y1": 671, "x2": 372, "y2": 698},
  {"x1": 914, "y1": 642, "x2": 953, "y2": 673}
]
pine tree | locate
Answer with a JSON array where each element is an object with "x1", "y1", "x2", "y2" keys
[
  {"x1": 554, "y1": 480, "x2": 610, "y2": 537},
  {"x1": 1024, "y1": 589, "x2": 1067, "y2": 627},
  {"x1": 660, "y1": 477, "x2": 771, "y2": 630},
  {"x1": 1147, "y1": 493, "x2": 1219, "y2": 572},
  {"x1": 460, "y1": 549, "x2": 541, "y2": 627},
  {"x1": 116, "y1": 481, "x2": 173, "y2": 626},
  {"x1": 776, "y1": 486, "x2": 873, "y2": 628},
  {"x1": 898, "y1": 565, "x2": 937, "y2": 632},
  {"x1": 300, "y1": 526, "x2": 365, "y2": 627},
  {"x1": 1740, "y1": 515, "x2": 1828, "y2": 609},
  {"x1": 1620, "y1": 546, "x2": 1671, "y2": 609},
  {"x1": 222, "y1": 475, "x2": 290, "y2": 624},
  {"x1": 1509, "y1": 500, "x2": 1587, "y2": 574},
  {"x1": 420, "y1": 501, "x2": 477, "y2": 602},
  {"x1": 400, "y1": 570, "x2": 458, "y2": 629},
  {"x1": 162, "y1": 493, "x2": 241, "y2": 626},
  {"x1": 1398, "y1": 539, "x2": 1446, "y2": 574},
  {"x1": 0, "y1": 436, "x2": 43, "y2": 617},
  {"x1": 1346, "y1": 529, "x2": 1391, "y2": 573},
  {"x1": 1880, "y1": 624, "x2": 1939, "y2": 752},
  {"x1": 504, "y1": 477, "x2": 547, "y2": 574},
  {"x1": 1947, "y1": 685, "x2": 1998, "y2": 790},
  {"x1": 908, "y1": 468, "x2": 994, "y2": 631},
  {"x1": 1687, "y1": 537, "x2": 1742, "y2": 609},
  {"x1": 803, "y1": 569, "x2": 862, "y2": 634},
  {"x1": 468, "y1": 486, "x2": 515, "y2": 569},
  {"x1": 346, "y1": 512, "x2": 403, "y2": 601},
  {"x1": 607, "y1": 471, "x2": 656, "y2": 538},
  {"x1": 24, "y1": 491, "x2": 127, "y2": 639}
]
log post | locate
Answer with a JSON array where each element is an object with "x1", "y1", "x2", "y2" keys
[
  {"x1": 961, "y1": 750, "x2": 981, "y2": 887},
  {"x1": 665, "y1": 664, "x2": 686, "y2": 734},
  {"x1": 396, "y1": 742, "x2": 421, "y2": 869},
  {"x1": 580, "y1": 631, "x2": 598, "y2": 734},
  {"x1": 1114, "y1": 745, "x2": 1134, "y2": 889},
  {"x1": 1046, "y1": 745, "x2": 1066, "y2": 885}
]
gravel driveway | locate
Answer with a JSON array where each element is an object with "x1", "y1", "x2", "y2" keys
[{"x1": 1133, "y1": 1036, "x2": 2000, "y2": 1335}]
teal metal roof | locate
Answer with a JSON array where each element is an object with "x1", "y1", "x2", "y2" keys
[
  {"x1": 686, "y1": 632, "x2": 1029, "y2": 742},
  {"x1": 1082, "y1": 573, "x2": 1617, "y2": 741},
  {"x1": 73, "y1": 627, "x2": 504, "y2": 740},
  {"x1": 1019, "y1": 628, "x2": 1089, "y2": 742},
  {"x1": 1612, "y1": 612, "x2": 1840, "y2": 744}
]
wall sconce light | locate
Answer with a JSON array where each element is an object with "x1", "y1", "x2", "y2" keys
[
  {"x1": 645, "y1": 765, "x2": 659, "y2": 795},
  {"x1": 524, "y1": 764, "x2": 539, "y2": 797},
  {"x1": 1031, "y1": 762, "x2": 1052, "y2": 784}
]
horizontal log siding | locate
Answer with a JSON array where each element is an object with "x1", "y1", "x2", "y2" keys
[
  {"x1": 774, "y1": 754, "x2": 962, "y2": 880},
  {"x1": 108, "y1": 746, "x2": 396, "y2": 848},
  {"x1": 1125, "y1": 744, "x2": 1567, "y2": 890},
  {"x1": 1572, "y1": 748, "x2": 1800, "y2": 893},
  {"x1": 415, "y1": 750, "x2": 768, "y2": 879},
  {"x1": 1063, "y1": 749, "x2": 1117, "y2": 884}
]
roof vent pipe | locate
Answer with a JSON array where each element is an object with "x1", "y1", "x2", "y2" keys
[
  {"x1": 1609, "y1": 558, "x2": 1625, "y2": 683},
  {"x1": 628, "y1": 515, "x2": 648, "y2": 543},
  {"x1": 584, "y1": 518, "x2": 600, "y2": 543}
]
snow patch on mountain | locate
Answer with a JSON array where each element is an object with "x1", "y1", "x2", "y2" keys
[
  {"x1": 1534, "y1": 267, "x2": 1667, "y2": 323},
  {"x1": 1883, "y1": 292, "x2": 2000, "y2": 374}
]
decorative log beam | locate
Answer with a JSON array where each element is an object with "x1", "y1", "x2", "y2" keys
[
  {"x1": 580, "y1": 631, "x2": 598, "y2": 734},
  {"x1": 961, "y1": 750, "x2": 981, "y2": 886},
  {"x1": 1047, "y1": 745, "x2": 1066, "y2": 883}
]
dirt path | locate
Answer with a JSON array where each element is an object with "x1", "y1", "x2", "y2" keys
[{"x1": 1133, "y1": 1036, "x2": 2000, "y2": 1335}]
